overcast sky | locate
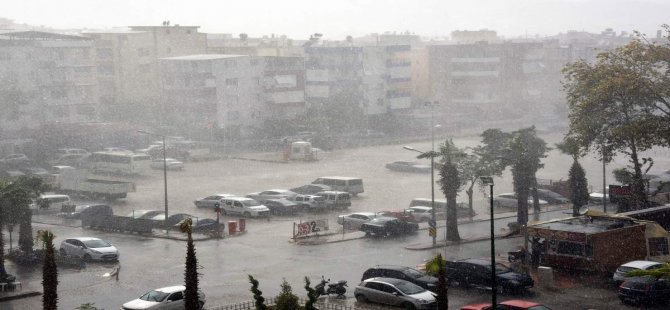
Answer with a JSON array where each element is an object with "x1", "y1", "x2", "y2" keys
[{"x1": 4, "y1": 0, "x2": 669, "y2": 39}]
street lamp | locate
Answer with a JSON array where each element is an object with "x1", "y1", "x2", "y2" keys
[
  {"x1": 480, "y1": 176, "x2": 497, "y2": 306},
  {"x1": 138, "y1": 130, "x2": 169, "y2": 230},
  {"x1": 404, "y1": 146, "x2": 438, "y2": 246}
]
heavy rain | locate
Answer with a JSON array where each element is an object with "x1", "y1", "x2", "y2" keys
[{"x1": 1, "y1": 1, "x2": 670, "y2": 309}]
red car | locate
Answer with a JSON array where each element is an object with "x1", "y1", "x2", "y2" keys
[{"x1": 461, "y1": 299, "x2": 551, "y2": 310}]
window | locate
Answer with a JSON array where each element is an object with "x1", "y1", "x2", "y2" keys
[
  {"x1": 167, "y1": 291, "x2": 183, "y2": 301},
  {"x1": 226, "y1": 78, "x2": 238, "y2": 86},
  {"x1": 555, "y1": 241, "x2": 591, "y2": 257}
]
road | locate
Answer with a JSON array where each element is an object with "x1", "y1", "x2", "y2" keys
[{"x1": 3, "y1": 132, "x2": 667, "y2": 309}]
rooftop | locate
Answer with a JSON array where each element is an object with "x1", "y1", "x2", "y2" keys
[
  {"x1": 530, "y1": 216, "x2": 639, "y2": 234},
  {"x1": 160, "y1": 54, "x2": 246, "y2": 61}
]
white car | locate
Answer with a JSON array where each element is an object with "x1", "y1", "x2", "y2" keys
[
  {"x1": 337, "y1": 212, "x2": 377, "y2": 230},
  {"x1": 151, "y1": 158, "x2": 184, "y2": 170},
  {"x1": 613, "y1": 260, "x2": 664, "y2": 283},
  {"x1": 494, "y1": 193, "x2": 548, "y2": 208},
  {"x1": 121, "y1": 285, "x2": 205, "y2": 310},
  {"x1": 59, "y1": 237, "x2": 119, "y2": 262},
  {"x1": 354, "y1": 277, "x2": 436, "y2": 309}
]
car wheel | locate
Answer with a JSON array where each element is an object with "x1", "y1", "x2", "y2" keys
[
  {"x1": 355, "y1": 294, "x2": 368, "y2": 303},
  {"x1": 83, "y1": 254, "x2": 92, "y2": 262},
  {"x1": 402, "y1": 302, "x2": 416, "y2": 310}
]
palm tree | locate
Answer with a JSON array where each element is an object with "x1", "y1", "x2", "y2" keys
[
  {"x1": 425, "y1": 254, "x2": 448, "y2": 309},
  {"x1": 435, "y1": 139, "x2": 463, "y2": 241},
  {"x1": 179, "y1": 218, "x2": 201, "y2": 310},
  {"x1": 36, "y1": 230, "x2": 58, "y2": 310}
]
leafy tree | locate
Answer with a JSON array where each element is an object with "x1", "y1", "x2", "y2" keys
[
  {"x1": 509, "y1": 127, "x2": 548, "y2": 225},
  {"x1": 19, "y1": 207, "x2": 34, "y2": 252},
  {"x1": 613, "y1": 168, "x2": 634, "y2": 185},
  {"x1": 179, "y1": 218, "x2": 201, "y2": 310},
  {"x1": 304, "y1": 277, "x2": 318, "y2": 310},
  {"x1": 425, "y1": 254, "x2": 448, "y2": 309},
  {"x1": 563, "y1": 28, "x2": 670, "y2": 207},
  {"x1": 249, "y1": 275, "x2": 267, "y2": 310},
  {"x1": 627, "y1": 262, "x2": 670, "y2": 279},
  {"x1": 37, "y1": 230, "x2": 58, "y2": 310},
  {"x1": 557, "y1": 138, "x2": 590, "y2": 216},
  {"x1": 275, "y1": 278, "x2": 300, "y2": 310}
]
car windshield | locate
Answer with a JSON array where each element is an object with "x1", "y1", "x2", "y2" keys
[
  {"x1": 394, "y1": 281, "x2": 425, "y2": 295},
  {"x1": 243, "y1": 200, "x2": 261, "y2": 207},
  {"x1": 403, "y1": 268, "x2": 425, "y2": 279},
  {"x1": 139, "y1": 290, "x2": 170, "y2": 302},
  {"x1": 82, "y1": 239, "x2": 111, "y2": 248}
]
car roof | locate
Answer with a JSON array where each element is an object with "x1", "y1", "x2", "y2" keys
[
  {"x1": 620, "y1": 260, "x2": 663, "y2": 269},
  {"x1": 500, "y1": 300, "x2": 542, "y2": 307},
  {"x1": 68, "y1": 237, "x2": 102, "y2": 242},
  {"x1": 155, "y1": 285, "x2": 186, "y2": 294},
  {"x1": 363, "y1": 277, "x2": 408, "y2": 286},
  {"x1": 347, "y1": 212, "x2": 377, "y2": 217}
]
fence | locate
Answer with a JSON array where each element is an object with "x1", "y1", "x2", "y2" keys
[{"x1": 208, "y1": 297, "x2": 369, "y2": 310}]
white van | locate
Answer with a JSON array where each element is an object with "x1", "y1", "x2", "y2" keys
[
  {"x1": 36, "y1": 194, "x2": 72, "y2": 211},
  {"x1": 219, "y1": 197, "x2": 270, "y2": 217},
  {"x1": 316, "y1": 191, "x2": 351, "y2": 210},
  {"x1": 311, "y1": 177, "x2": 364, "y2": 196}
]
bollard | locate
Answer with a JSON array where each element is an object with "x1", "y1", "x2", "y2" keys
[
  {"x1": 537, "y1": 266, "x2": 554, "y2": 288},
  {"x1": 238, "y1": 218, "x2": 246, "y2": 232},
  {"x1": 228, "y1": 221, "x2": 237, "y2": 235}
]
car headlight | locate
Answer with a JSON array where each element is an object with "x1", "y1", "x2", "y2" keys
[{"x1": 90, "y1": 250, "x2": 102, "y2": 254}]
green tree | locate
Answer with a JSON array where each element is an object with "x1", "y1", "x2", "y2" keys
[
  {"x1": 563, "y1": 28, "x2": 670, "y2": 207},
  {"x1": 275, "y1": 279, "x2": 300, "y2": 310},
  {"x1": 304, "y1": 277, "x2": 318, "y2": 310},
  {"x1": 425, "y1": 254, "x2": 448, "y2": 309},
  {"x1": 179, "y1": 218, "x2": 201, "y2": 310},
  {"x1": 627, "y1": 262, "x2": 670, "y2": 279},
  {"x1": 557, "y1": 138, "x2": 590, "y2": 216},
  {"x1": 36, "y1": 230, "x2": 58, "y2": 310},
  {"x1": 249, "y1": 275, "x2": 267, "y2": 310}
]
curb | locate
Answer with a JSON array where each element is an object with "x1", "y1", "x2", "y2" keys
[{"x1": 0, "y1": 291, "x2": 41, "y2": 302}]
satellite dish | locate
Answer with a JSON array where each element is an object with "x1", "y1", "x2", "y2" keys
[{"x1": 578, "y1": 206, "x2": 590, "y2": 215}]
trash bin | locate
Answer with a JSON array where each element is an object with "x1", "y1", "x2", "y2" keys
[
  {"x1": 238, "y1": 218, "x2": 246, "y2": 232},
  {"x1": 228, "y1": 221, "x2": 237, "y2": 235}
]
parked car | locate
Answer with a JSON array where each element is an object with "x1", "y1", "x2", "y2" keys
[
  {"x1": 121, "y1": 285, "x2": 205, "y2": 310},
  {"x1": 262, "y1": 198, "x2": 301, "y2": 215},
  {"x1": 291, "y1": 194, "x2": 327, "y2": 211},
  {"x1": 193, "y1": 193, "x2": 235, "y2": 208},
  {"x1": 461, "y1": 299, "x2": 552, "y2": 310},
  {"x1": 589, "y1": 191, "x2": 609, "y2": 204},
  {"x1": 361, "y1": 265, "x2": 438, "y2": 292},
  {"x1": 618, "y1": 276, "x2": 670, "y2": 306},
  {"x1": 405, "y1": 206, "x2": 445, "y2": 222},
  {"x1": 150, "y1": 158, "x2": 184, "y2": 170},
  {"x1": 49, "y1": 165, "x2": 76, "y2": 174},
  {"x1": 47, "y1": 153, "x2": 89, "y2": 167},
  {"x1": 377, "y1": 210, "x2": 417, "y2": 223},
  {"x1": 185, "y1": 218, "x2": 224, "y2": 232},
  {"x1": 337, "y1": 212, "x2": 378, "y2": 230},
  {"x1": 0, "y1": 153, "x2": 30, "y2": 166},
  {"x1": 59, "y1": 204, "x2": 113, "y2": 219},
  {"x1": 20, "y1": 166, "x2": 49, "y2": 176},
  {"x1": 535, "y1": 189, "x2": 570, "y2": 204},
  {"x1": 219, "y1": 197, "x2": 271, "y2": 217},
  {"x1": 151, "y1": 213, "x2": 192, "y2": 226},
  {"x1": 354, "y1": 277, "x2": 436, "y2": 309},
  {"x1": 613, "y1": 260, "x2": 664, "y2": 283},
  {"x1": 316, "y1": 191, "x2": 352, "y2": 209},
  {"x1": 494, "y1": 193, "x2": 548, "y2": 208},
  {"x1": 444, "y1": 258, "x2": 534, "y2": 294},
  {"x1": 126, "y1": 210, "x2": 164, "y2": 219},
  {"x1": 289, "y1": 184, "x2": 332, "y2": 195},
  {"x1": 385, "y1": 161, "x2": 431, "y2": 173},
  {"x1": 55, "y1": 148, "x2": 90, "y2": 156},
  {"x1": 59, "y1": 237, "x2": 119, "y2": 262},
  {"x1": 409, "y1": 198, "x2": 475, "y2": 218},
  {"x1": 359, "y1": 217, "x2": 419, "y2": 236},
  {"x1": 246, "y1": 189, "x2": 298, "y2": 201}
]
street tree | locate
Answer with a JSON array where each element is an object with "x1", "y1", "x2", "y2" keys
[
  {"x1": 179, "y1": 217, "x2": 201, "y2": 310},
  {"x1": 275, "y1": 279, "x2": 300, "y2": 310},
  {"x1": 563, "y1": 28, "x2": 670, "y2": 207},
  {"x1": 435, "y1": 139, "x2": 463, "y2": 241},
  {"x1": 425, "y1": 253, "x2": 448, "y2": 309},
  {"x1": 304, "y1": 277, "x2": 318, "y2": 310},
  {"x1": 556, "y1": 138, "x2": 590, "y2": 216},
  {"x1": 37, "y1": 230, "x2": 58, "y2": 310},
  {"x1": 249, "y1": 275, "x2": 267, "y2": 310}
]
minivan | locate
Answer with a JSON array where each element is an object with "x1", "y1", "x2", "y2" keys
[
  {"x1": 311, "y1": 177, "x2": 364, "y2": 196},
  {"x1": 35, "y1": 194, "x2": 72, "y2": 210},
  {"x1": 316, "y1": 191, "x2": 351, "y2": 210}
]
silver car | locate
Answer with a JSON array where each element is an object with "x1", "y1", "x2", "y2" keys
[
  {"x1": 194, "y1": 193, "x2": 235, "y2": 208},
  {"x1": 494, "y1": 193, "x2": 548, "y2": 208},
  {"x1": 354, "y1": 277, "x2": 436, "y2": 309},
  {"x1": 59, "y1": 237, "x2": 119, "y2": 262},
  {"x1": 121, "y1": 285, "x2": 205, "y2": 310},
  {"x1": 246, "y1": 189, "x2": 298, "y2": 201},
  {"x1": 337, "y1": 212, "x2": 377, "y2": 230}
]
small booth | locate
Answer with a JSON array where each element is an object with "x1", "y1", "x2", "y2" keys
[
  {"x1": 289, "y1": 141, "x2": 317, "y2": 161},
  {"x1": 527, "y1": 213, "x2": 670, "y2": 273}
]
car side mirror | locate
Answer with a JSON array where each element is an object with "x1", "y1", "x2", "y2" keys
[{"x1": 392, "y1": 292, "x2": 398, "y2": 296}]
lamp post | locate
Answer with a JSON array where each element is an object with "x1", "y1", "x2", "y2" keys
[
  {"x1": 138, "y1": 130, "x2": 169, "y2": 230},
  {"x1": 480, "y1": 176, "x2": 496, "y2": 306},
  {"x1": 404, "y1": 146, "x2": 438, "y2": 246}
]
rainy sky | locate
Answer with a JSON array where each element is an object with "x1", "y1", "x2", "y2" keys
[{"x1": 4, "y1": 0, "x2": 669, "y2": 39}]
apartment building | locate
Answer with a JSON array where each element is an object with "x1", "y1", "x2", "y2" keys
[
  {"x1": 207, "y1": 33, "x2": 304, "y2": 57},
  {"x1": 0, "y1": 31, "x2": 99, "y2": 135},
  {"x1": 159, "y1": 54, "x2": 305, "y2": 138},
  {"x1": 83, "y1": 25, "x2": 207, "y2": 112}
]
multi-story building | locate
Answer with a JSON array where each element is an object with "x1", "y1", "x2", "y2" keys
[
  {"x1": 82, "y1": 25, "x2": 207, "y2": 113},
  {"x1": 304, "y1": 44, "x2": 412, "y2": 128},
  {"x1": 0, "y1": 31, "x2": 99, "y2": 135},
  {"x1": 207, "y1": 33, "x2": 304, "y2": 57},
  {"x1": 159, "y1": 54, "x2": 305, "y2": 138}
]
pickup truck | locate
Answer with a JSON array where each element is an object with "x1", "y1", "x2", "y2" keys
[{"x1": 444, "y1": 258, "x2": 534, "y2": 294}]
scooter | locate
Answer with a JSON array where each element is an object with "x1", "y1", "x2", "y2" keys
[{"x1": 314, "y1": 276, "x2": 347, "y2": 298}]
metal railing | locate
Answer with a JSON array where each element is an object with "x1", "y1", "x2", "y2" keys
[{"x1": 207, "y1": 297, "x2": 368, "y2": 310}]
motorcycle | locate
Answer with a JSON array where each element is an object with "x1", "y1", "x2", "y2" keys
[{"x1": 314, "y1": 276, "x2": 347, "y2": 298}]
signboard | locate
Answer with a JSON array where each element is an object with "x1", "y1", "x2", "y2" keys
[
  {"x1": 294, "y1": 219, "x2": 329, "y2": 237},
  {"x1": 609, "y1": 185, "x2": 633, "y2": 203}
]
